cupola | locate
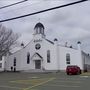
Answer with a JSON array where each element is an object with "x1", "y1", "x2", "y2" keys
[{"x1": 34, "y1": 22, "x2": 45, "y2": 35}]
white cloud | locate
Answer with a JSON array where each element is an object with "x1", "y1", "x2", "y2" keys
[{"x1": 0, "y1": 0, "x2": 90, "y2": 53}]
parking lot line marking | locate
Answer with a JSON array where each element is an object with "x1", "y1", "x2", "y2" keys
[
  {"x1": 80, "y1": 76, "x2": 89, "y2": 78},
  {"x1": 56, "y1": 78, "x2": 84, "y2": 81},
  {"x1": 45, "y1": 84, "x2": 80, "y2": 88},
  {"x1": 10, "y1": 78, "x2": 52, "y2": 85},
  {"x1": 53, "y1": 80, "x2": 81, "y2": 83},
  {"x1": 23, "y1": 78, "x2": 55, "y2": 90},
  {"x1": 10, "y1": 78, "x2": 49, "y2": 83},
  {"x1": 0, "y1": 85, "x2": 23, "y2": 89}
]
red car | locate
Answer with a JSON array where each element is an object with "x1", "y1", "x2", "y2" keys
[{"x1": 66, "y1": 65, "x2": 81, "y2": 75}]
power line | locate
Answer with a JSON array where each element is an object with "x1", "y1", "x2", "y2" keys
[
  {"x1": 0, "y1": 0, "x2": 88, "y2": 23},
  {"x1": 0, "y1": 0, "x2": 28, "y2": 10},
  {"x1": 0, "y1": 0, "x2": 43, "y2": 15}
]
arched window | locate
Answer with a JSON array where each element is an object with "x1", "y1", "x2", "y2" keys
[
  {"x1": 66, "y1": 53, "x2": 70, "y2": 64},
  {"x1": 36, "y1": 28, "x2": 38, "y2": 34},
  {"x1": 47, "y1": 50, "x2": 50, "y2": 63},
  {"x1": 0, "y1": 63, "x2": 2, "y2": 68},
  {"x1": 13, "y1": 57, "x2": 16, "y2": 66},
  {"x1": 27, "y1": 52, "x2": 30, "y2": 64},
  {"x1": 37, "y1": 28, "x2": 40, "y2": 34},
  {"x1": 41, "y1": 28, "x2": 44, "y2": 34}
]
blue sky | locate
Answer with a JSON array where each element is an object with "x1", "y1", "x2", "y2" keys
[{"x1": 0, "y1": 0, "x2": 90, "y2": 53}]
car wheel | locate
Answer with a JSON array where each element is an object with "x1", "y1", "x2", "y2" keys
[
  {"x1": 80, "y1": 70, "x2": 81, "y2": 74},
  {"x1": 67, "y1": 72, "x2": 69, "y2": 75}
]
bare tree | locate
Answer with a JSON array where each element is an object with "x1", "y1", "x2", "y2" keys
[{"x1": 0, "y1": 24, "x2": 19, "y2": 57}]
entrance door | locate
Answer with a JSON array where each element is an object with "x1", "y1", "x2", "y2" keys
[{"x1": 35, "y1": 60, "x2": 41, "y2": 69}]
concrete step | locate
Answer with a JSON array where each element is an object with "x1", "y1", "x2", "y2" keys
[
  {"x1": 21, "y1": 69, "x2": 58, "y2": 73},
  {"x1": 22, "y1": 69, "x2": 45, "y2": 73}
]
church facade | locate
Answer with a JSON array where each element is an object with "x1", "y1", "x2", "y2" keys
[{"x1": 1, "y1": 22, "x2": 90, "y2": 72}]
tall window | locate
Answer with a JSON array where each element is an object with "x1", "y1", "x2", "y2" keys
[
  {"x1": 47, "y1": 50, "x2": 50, "y2": 63},
  {"x1": 66, "y1": 53, "x2": 70, "y2": 64},
  {"x1": 27, "y1": 52, "x2": 30, "y2": 64},
  {"x1": 0, "y1": 63, "x2": 2, "y2": 68},
  {"x1": 37, "y1": 28, "x2": 40, "y2": 34},
  {"x1": 36, "y1": 28, "x2": 38, "y2": 34},
  {"x1": 0, "y1": 56, "x2": 2, "y2": 61},
  {"x1": 41, "y1": 28, "x2": 44, "y2": 34},
  {"x1": 13, "y1": 57, "x2": 16, "y2": 66}
]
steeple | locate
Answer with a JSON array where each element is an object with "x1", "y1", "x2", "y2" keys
[{"x1": 34, "y1": 22, "x2": 45, "y2": 36}]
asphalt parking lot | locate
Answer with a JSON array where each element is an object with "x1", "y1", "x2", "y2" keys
[{"x1": 0, "y1": 72, "x2": 90, "y2": 90}]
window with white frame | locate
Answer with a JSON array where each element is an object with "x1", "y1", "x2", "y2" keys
[
  {"x1": 0, "y1": 56, "x2": 2, "y2": 61},
  {"x1": 27, "y1": 52, "x2": 30, "y2": 64},
  {"x1": 13, "y1": 57, "x2": 16, "y2": 66},
  {"x1": 47, "y1": 50, "x2": 50, "y2": 63},
  {"x1": 0, "y1": 63, "x2": 2, "y2": 68},
  {"x1": 66, "y1": 53, "x2": 70, "y2": 64}
]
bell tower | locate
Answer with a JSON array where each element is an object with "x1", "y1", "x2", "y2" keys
[{"x1": 33, "y1": 22, "x2": 45, "y2": 38}]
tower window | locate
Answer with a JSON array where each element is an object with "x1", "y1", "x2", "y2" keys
[
  {"x1": 37, "y1": 28, "x2": 40, "y2": 34},
  {"x1": 27, "y1": 52, "x2": 30, "y2": 64},
  {"x1": 13, "y1": 57, "x2": 16, "y2": 66},
  {"x1": 36, "y1": 28, "x2": 38, "y2": 34},
  {"x1": 66, "y1": 53, "x2": 70, "y2": 64},
  {"x1": 47, "y1": 50, "x2": 50, "y2": 63},
  {"x1": 41, "y1": 28, "x2": 44, "y2": 34},
  {"x1": 34, "y1": 22, "x2": 45, "y2": 35}
]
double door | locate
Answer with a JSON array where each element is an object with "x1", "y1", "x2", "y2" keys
[{"x1": 35, "y1": 60, "x2": 41, "y2": 69}]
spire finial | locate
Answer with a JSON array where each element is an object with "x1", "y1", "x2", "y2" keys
[{"x1": 38, "y1": 18, "x2": 41, "y2": 23}]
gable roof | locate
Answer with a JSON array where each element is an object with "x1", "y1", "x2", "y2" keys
[
  {"x1": 9, "y1": 38, "x2": 54, "y2": 56},
  {"x1": 45, "y1": 39, "x2": 54, "y2": 44},
  {"x1": 31, "y1": 53, "x2": 43, "y2": 60}
]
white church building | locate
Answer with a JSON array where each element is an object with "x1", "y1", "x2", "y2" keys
[{"x1": 1, "y1": 22, "x2": 90, "y2": 72}]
